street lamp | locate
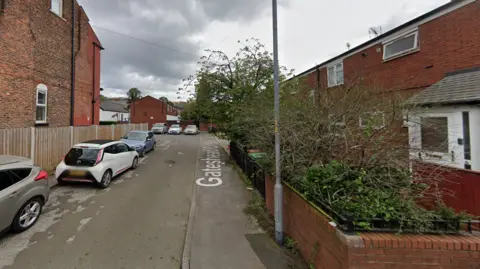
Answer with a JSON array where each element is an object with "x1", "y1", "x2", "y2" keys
[{"x1": 272, "y1": 0, "x2": 283, "y2": 245}]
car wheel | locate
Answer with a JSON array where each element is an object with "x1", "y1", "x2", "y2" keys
[
  {"x1": 131, "y1": 157, "x2": 139, "y2": 170},
  {"x1": 140, "y1": 148, "x2": 146, "y2": 157},
  {"x1": 12, "y1": 197, "x2": 43, "y2": 233},
  {"x1": 98, "y1": 170, "x2": 112, "y2": 189}
]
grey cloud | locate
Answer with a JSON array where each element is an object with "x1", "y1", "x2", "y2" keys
[{"x1": 78, "y1": 0, "x2": 281, "y2": 98}]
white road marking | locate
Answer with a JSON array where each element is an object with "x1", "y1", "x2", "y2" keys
[
  {"x1": 77, "y1": 217, "x2": 92, "y2": 232},
  {"x1": 66, "y1": 236, "x2": 75, "y2": 244}
]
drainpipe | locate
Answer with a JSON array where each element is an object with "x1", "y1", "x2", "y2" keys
[{"x1": 70, "y1": 0, "x2": 76, "y2": 126}]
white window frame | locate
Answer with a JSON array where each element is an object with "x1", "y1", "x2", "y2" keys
[
  {"x1": 36, "y1": 84, "x2": 48, "y2": 124},
  {"x1": 359, "y1": 112, "x2": 385, "y2": 130},
  {"x1": 383, "y1": 29, "x2": 419, "y2": 61},
  {"x1": 327, "y1": 61, "x2": 344, "y2": 88},
  {"x1": 51, "y1": 0, "x2": 63, "y2": 17}
]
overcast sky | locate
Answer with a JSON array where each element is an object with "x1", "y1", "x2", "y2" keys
[{"x1": 77, "y1": 0, "x2": 449, "y2": 101}]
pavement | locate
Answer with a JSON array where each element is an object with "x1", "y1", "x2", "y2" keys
[
  {"x1": 187, "y1": 135, "x2": 304, "y2": 269},
  {"x1": 0, "y1": 133, "x2": 303, "y2": 269}
]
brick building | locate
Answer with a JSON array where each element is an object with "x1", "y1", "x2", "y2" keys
[
  {"x1": 130, "y1": 96, "x2": 183, "y2": 129},
  {"x1": 293, "y1": 0, "x2": 480, "y2": 214},
  {"x1": 0, "y1": 0, "x2": 103, "y2": 129}
]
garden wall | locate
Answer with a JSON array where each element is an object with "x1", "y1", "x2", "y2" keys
[{"x1": 265, "y1": 176, "x2": 480, "y2": 269}]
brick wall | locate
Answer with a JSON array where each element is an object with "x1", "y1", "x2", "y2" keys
[
  {"x1": 303, "y1": 1, "x2": 480, "y2": 95},
  {"x1": 0, "y1": 0, "x2": 101, "y2": 128},
  {"x1": 265, "y1": 176, "x2": 480, "y2": 269},
  {"x1": 130, "y1": 96, "x2": 168, "y2": 129}
]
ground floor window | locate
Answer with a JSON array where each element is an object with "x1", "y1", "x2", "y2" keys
[{"x1": 420, "y1": 117, "x2": 448, "y2": 153}]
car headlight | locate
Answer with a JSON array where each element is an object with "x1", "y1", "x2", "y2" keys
[{"x1": 135, "y1": 145, "x2": 143, "y2": 149}]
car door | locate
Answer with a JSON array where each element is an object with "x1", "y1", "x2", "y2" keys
[
  {"x1": 116, "y1": 143, "x2": 131, "y2": 172},
  {"x1": 147, "y1": 132, "x2": 155, "y2": 150},
  {"x1": 103, "y1": 144, "x2": 122, "y2": 175},
  {"x1": 0, "y1": 170, "x2": 16, "y2": 231}
]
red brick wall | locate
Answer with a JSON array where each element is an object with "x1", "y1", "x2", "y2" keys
[
  {"x1": 305, "y1": 1, "x2": 480, "y2": 94},
  {"x1": 265, "y1": 176, "x2": 480, "y2": 269},
  {"x1": 130, "y1": 96, "x2": 167, "y2": 129},
  {"x1": 0, "y1": 0, "x2": 100, "y2": 128}
]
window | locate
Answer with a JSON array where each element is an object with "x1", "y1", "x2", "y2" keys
[
  {"x1": 327, "y1": 62, "x2": 344, "y2": 87},
  {"x1": 105, "y1": 145, "x2": 118, "y2": 154},
  {"x1": 36, "y1": 84, "x2": 48, "y2": 123},
  {"x1": 0, "y1": 171, "x2": 14, "y2": 191},
  {"x1": 420, "y1": 117, "x2": 448, "y2": 153},
  {"x1": 383, "y1": 30, "x2": 419, "y2": 60},
  {"x1": 359, "y1": 112, "x2": 385, "y2": 129},
  {"x1": 10, "y1": 169, "x2": 33, "y2": 183},
  {"x1": 51, "y1": 0, "x2": 63, "y2": 17},
  {"x1": 117, "y1": 143, "x2": 128, "y2": 153}
]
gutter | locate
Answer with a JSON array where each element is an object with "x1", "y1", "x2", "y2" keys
[{"x1": 70, "y1": 0, "x2": 76, "y2": 126}]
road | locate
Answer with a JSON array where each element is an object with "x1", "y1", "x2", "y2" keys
[{"x1": 0, "y1": 134, "x2": 200, "y2": 269}]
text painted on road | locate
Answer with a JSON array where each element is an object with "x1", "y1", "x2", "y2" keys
[{"x1": 196, "y1": 141, "x2": 223, "y2": 187}]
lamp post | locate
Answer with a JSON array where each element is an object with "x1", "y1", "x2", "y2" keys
[{"x1": 271, "y1": 0, "x2": 283, "y2": 245}]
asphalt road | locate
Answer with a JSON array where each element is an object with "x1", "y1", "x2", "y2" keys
[{"x1": 0, "y1": 134, "x2": 201, "y2": 269}]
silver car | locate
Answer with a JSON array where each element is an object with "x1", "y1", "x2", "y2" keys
[
  {"x1": 151, "y1": 123, "x2": 168, "y2": 134},
  {"x1": 0, "y1": 155, "x2": 50, "y2": 234}
]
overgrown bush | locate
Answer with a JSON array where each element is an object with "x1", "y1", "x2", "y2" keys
[{"x1": 290, "y1": 161, "x2": 469, "y2": 232}]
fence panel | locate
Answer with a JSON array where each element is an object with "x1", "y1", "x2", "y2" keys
[
  {"x1": 73, "y1": 126, "x2": 96, "y2": 144},
  {"x1": 97, "y1": 125, "x2": 112, "y2": 139},
  {"x1": 0, "y1": 128, "x2": 31, "y2": 158},
  {"x1": 34, "y1": 127, "x2": 71, "y2": 171}
]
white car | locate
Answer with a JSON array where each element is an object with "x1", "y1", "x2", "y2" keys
[
  {"x1": 184, "y1": 125, "x2": 199, "y2": 135},
  {"x1": 168, "y1": 124, "x2": 182, "y2": 135},
  {"x1": 151, "y1": 123, "x2": 168, "y2": 134},
  {"x1": 55, "y1": 140, "x2": 139, "y2": 188}
]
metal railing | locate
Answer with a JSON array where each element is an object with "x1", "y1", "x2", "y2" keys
[{"x1": 230, "y1": 142, "x2": 266, "y2": 199}]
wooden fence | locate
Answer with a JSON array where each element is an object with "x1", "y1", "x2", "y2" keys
[{"x1": 0, "y1": 123, "x2": 148, "y2": 171}]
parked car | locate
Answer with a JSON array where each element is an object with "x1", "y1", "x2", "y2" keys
[
  {"x1": 151, "y1": 123, "x2": 168, "y2": 134},
  {"x1": 168, "y1": 124, "x2": 182, "y2": 135},
  {"x1": 121, "y1": 131, "x2": 156, "y2": 157},
  {"x1": 55, "y1": 140, "x2": 139, "y2": 188},
  {"x1": 0, "y1": 155, "x2": 49, "y2": 234},
  {"x1": 184, "y1": 125, "x2": 199, "y2": 135}
]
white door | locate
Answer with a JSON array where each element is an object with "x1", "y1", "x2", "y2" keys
[
  {"x1": 103, "y1": 145, "x2": 123, "y2": 175},
  {"x1": 409, "y1": 112, "x2": 464, "y2": 168},
  {"x1": 115, "y1": 143, "x2": 131, "y2": 173}
]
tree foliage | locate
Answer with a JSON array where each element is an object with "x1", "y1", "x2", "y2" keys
[{"x1": 127, "y1": 88, "x2": 142, "y2": 108}]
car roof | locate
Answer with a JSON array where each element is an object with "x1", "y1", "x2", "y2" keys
[
  {"x1": 74, "y1": 140, "x2": 119, "y2": 149},
  {"x1": 0, "y1": 155, "x2": 33, "y2": 166},
  {"x1": 127, "y1": 130, "x2": 149, "y2": 133}
]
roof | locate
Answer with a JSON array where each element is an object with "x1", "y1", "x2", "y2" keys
[
  {"x1": 101, "y1": 101, "x2": 129, "y2": 113},
  {"x1": 405, "y1": 67, "x2": 480, "y2": 106},
  {"x1": 290, "y1": 0, "x2": 473, "y2": 80},
  {"x1": 77, "y1": 140, "x2": 118, "y2": 147},
  {"x1": 0, "y1": 155, "x2": 33, "y2": 166}
]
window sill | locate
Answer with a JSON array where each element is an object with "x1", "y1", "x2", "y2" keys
[
  {"x1": 383, "y1": 49, "x2": 420, "y2": 63},
  {"x1": 50, "y1": 10, "x2": 66, "y2": 21},
  {"x1": 35, "y1": 122, "x2": 49, "y2": 127},
  {"x1": 327, "y1": 83, "x2": 344, "y2": 89}
]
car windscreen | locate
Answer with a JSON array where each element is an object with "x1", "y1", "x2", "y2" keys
[
  {"x1": 171, "y1": 125, "x2": 180, "y2": 128},
  {"x1": 153, "y1": 124, "x2": 165, "y2": 127},
  {"x1": 186, "y1": 126, "x2": 196, "y2": 129},
  {"x1": 64, "y1": 148, "x2": 100, "y2": 167},
  {"x1": 123, "y1": 132, "x2": 146, "y2": 141}
]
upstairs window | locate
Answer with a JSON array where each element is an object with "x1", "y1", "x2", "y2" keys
[
  {"x1": 51, "y1": 0, "x2": 63, "y2": 17},
  {"x1": 383, "y1": 30, "x2": 419, "y2": 60},
  {"x1": 327, "y1": 62, "x2": 344, "y2": 87},
  {"x1": 36, "y1": 84, "x2": 48, "y2": 123}
]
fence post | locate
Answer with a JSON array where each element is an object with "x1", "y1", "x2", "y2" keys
[
  {"x1": 111, "y1": 124, "x2": 115, "y2": 140},
  {"x1": 70, "y1": 126, "x2": 74, "y2": 146},
  {"x1": 95, "y1": 125, "x2": 98, "y2": 139},
  {"x1": 30, "y1": 127, "x2": 35, "y2": 162}
]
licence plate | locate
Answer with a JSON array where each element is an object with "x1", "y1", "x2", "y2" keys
[{"x1": 69, "y1": 170, "x2": 87, "y2": 177}]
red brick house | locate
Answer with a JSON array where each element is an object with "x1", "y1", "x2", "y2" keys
[
  {"x1": 0, "y1": 0, "x2": 103, "y2": 129},
  {"x1": 130, "y1": 96, "x2": 183, "y2": 129},
  {"x1": 293, "y1": 0, "x2": 480, "y2": 214}
]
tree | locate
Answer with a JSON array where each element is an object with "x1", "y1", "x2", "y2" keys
[
  {"x1": 127, "y1": 88, "x2": 142, "y2": 108},
  {"x1": 99, "y1": 94, "x2": 107, "y2": 101},
  {"x1": 178, "y1": 38, "x2": 292, "y2": 137}
]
